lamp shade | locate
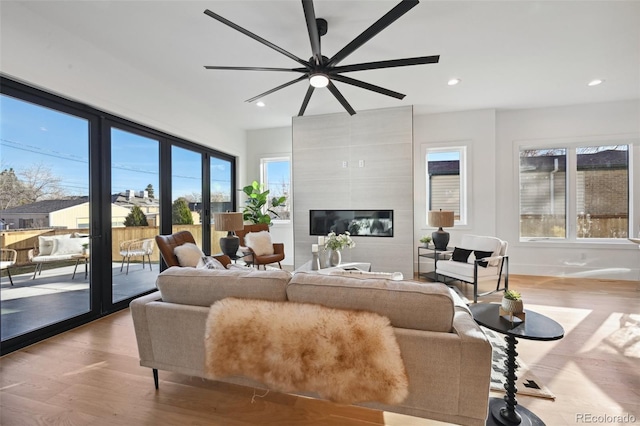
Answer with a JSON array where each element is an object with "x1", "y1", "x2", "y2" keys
[
  {"x1": 213, "y1": 212, "x2": 244, "y2": 232},
  {"x1": 428, "y1": 210, "x2": 454, "y2": 228}
]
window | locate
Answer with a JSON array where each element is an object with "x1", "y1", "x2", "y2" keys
[
  {"x1": 519, "y1": 144, "x2": 629, "y2": 240},
  {"x1": 260, "y1": 157, "x2": 291, "y2": 221},
  {"x1": 576, "y1": 145, "x2": 628, "y2": 238},
  {"x1": 519, "y1": 149, "x2": 567, "y2": 238},
  {"x1": 425, "y1": 147, "x2": 467, "y2": 225}
]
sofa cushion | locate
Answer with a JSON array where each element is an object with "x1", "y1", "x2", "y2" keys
[
  {"x1": 51, "y1": 238, "x2": 84, "y2": 256},
  {"x1": 245, "y1": 231, "x2": 274, "y2": 256},
  {"x1": 174, "y1": 243, "x2": 205, "y2": 267},
  {"x1": 437, "y1": 258, "x2": 499, "y2": 278},
  {"x1": 38, "y1": 234, "x2": 71, "y2": 256},
  {"x1": 286, "y1": 272, "x2": 454, "y2": 332},
  {"x1": 156, "y1": 266, "x2": 291, "y2": 307}
]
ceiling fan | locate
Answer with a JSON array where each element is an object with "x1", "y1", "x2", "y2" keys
[{"x1": 203, "y1": 0, "x2": 439, "y2": 116}]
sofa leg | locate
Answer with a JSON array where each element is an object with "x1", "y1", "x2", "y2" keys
[{"x1": 153, "y1": 368, "x2": 159, "y2": 389}]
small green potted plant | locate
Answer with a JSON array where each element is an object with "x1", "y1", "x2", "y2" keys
[
  {"x1": 420, "y1": 235, "x2": 432, "y2": 247},
  {"x1": 82, "y1": 243, "x2": 90, "y2": 256},
  {"x1": 501, "y1": 289, "x2": 523, "y2": 314}
]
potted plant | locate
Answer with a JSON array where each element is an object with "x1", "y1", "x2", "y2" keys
[
  {"x1": 420, "y1": 235, "x2": 432, "y2": 247},
  {"x1": 501, "y1": 289, "x2": 523, "y2": 314},
  {"x1": 240, "y1": 181, "x2": 287, "y2": 225},
  {"x1": 82, "y1": 243, "x2": 90, "y2": 256}
]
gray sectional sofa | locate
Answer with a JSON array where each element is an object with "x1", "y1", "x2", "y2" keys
[{"x1": 130, "y1": 267, "x2": 492, "y2": 426}]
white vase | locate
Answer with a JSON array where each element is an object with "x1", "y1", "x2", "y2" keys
[
  {"x1": 329, "y1": 249, "x2": 341, "y2": 267},
  {"x1": 501, "y1": 297, "x2": 524, "y2": 314}
]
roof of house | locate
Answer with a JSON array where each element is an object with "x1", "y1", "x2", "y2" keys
[{"x1": 1, "y1": 197, "x2": 89, "y2": 214}]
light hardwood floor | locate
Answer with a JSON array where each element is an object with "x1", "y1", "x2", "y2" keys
[{"x1": 1, "y1": 275, "x2": 638, "y2": 425}]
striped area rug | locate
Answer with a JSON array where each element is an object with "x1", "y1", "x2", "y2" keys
[{"x1": 482, "y1": 326, "x2": 555, "y2": 399}]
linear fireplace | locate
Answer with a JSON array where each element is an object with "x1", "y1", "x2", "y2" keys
[{"x1": 309, "y1": 210, "x2": 393, "y2": 237}]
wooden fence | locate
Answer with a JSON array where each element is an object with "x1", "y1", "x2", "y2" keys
[{"x1": 1, "y1": 226, "x2": 225, "y2": 266}]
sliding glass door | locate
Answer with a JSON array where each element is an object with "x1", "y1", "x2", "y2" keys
[
  {"x1": 0, "y1": 77, "x2": 237, "y2": 354},
  {"x1": 110, "y1": 128, "x2": 160, "y2": 304},
  {"x1": 0, "y1": 93, "x2": 93, "y2": 340}
]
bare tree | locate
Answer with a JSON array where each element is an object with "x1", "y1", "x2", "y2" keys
[{"x1": 0, "y1": 163, "x2": 66, "y2": 210}]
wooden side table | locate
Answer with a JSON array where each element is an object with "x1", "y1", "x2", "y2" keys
[{"x1": 469, "y1": 303, "x2": 564, "y2": 426}]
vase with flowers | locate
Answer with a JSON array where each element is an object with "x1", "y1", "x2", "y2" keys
[{"x1": 324, "y1": 231, "x2": 356, "y2": 266}]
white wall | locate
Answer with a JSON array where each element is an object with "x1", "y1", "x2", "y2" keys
[
  {"x1": 496, "y1": 100, "x2": 640, "y2": 280},
  {"x1": 412, "y1": 109, "x2": 497, "y2": 274},
  {"x1": 246, "y1": 127, "x2": 294, "y2": 265},
  {"x1": 251, "y1": 101, "x2": 639, "y2": 281}
]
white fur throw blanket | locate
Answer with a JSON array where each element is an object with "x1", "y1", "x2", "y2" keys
[{"x1": 204, "y1": 298, "x2": 408, "y2": 405}]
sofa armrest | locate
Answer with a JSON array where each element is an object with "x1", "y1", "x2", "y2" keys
[
  {"x1": 130, "y1": 291, "x2": 163, "y2": 363},
  {"x1": 451, "y1": 311, "x2": 492, "y2": 420}
]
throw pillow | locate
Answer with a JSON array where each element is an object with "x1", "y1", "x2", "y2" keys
[
  {"x1": 473, "y1": 250, "x2": 494, "y2": 268},
  {"x1": 451, "y1": 247, "x2": 473, "y2": 263},
  {"x1": 38, "y1": 234, "x2": 71, "y2": 255},
  {"x1": 244, "y1": 231, "x2": 274, "y2": 256},
  {"x1": 51, "y1": 238, "x2": 84, "y2": 256},
  {"x1": 174, "y1": 243, "x2": 205, "y2": 267},
  {"x1": 197, "y1": 256, "x2": 226, "y2": 270}
]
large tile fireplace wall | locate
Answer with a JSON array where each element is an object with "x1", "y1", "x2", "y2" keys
[{"x1": 292, "y1": 106, "x2": 414, "y2": 277}]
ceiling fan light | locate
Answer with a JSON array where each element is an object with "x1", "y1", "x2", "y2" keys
[
  {"x1": 256, "y1": 101, "x2": 266, "y2": 107},
  {"x1": 309, "y1": 73, "x2": 330, "y2": 88}
]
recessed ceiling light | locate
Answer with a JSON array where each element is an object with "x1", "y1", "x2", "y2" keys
[
  {"x1": 256, "y1": 101, "x2": 266, "y2": 107},
  {"x1": 588, "y1": 79, "x2": 604, "y2": 86},
  {"x1": 447, "y1": 78, "x2": 461, "y2": 86}
]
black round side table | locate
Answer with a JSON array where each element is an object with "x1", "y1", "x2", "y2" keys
[{"x1": 469, "y1": 303, "x2": 564, "y2": 426}]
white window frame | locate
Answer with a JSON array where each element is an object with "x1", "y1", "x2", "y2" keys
[
  {"x1": 516, "y1": 135, "x2": 636, "y2": 244},
  {"x1": 260, "y1": 156, "x2": 291, "y2": 223},
  {"x1": 422, "y1": 144, "x2": 468, "y2": 227}
]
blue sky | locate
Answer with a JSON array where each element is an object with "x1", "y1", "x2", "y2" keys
[{"x1": 1, "y1": 94, "x2": 232, "y2": 202}]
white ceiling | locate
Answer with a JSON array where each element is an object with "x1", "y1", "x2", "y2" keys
[{"x1": 2, "y1": 1, "x2": 639, "y2": 131}]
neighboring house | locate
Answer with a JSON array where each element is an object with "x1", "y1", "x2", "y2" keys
[
  {"x1": 111, "y1": 190, "x2": 160, "y2": 226},
  {"x1": 0, "y1": 197, "x2": 133, "y2": 229}
]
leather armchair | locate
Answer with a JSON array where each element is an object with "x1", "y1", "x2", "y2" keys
[
  {"x1": 235, "y1": 224, "x2": 285, "y2": 269},
  {"x1": 155, "y1": 231, "x2": 231, "y2": 268}
]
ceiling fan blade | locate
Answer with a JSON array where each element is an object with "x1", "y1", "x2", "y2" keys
[
  {"x1": 245, "y1": 75, "x2": 309, "y2": 103},
  {"x1": 298, "y1": 86, "x2": 315, "y2": 116},
  {"x1": 302, "y1": 0, "x2": 322, "y2": 65},
  {"x1": 331, "y1": 55, "x2": 440, "y2": 73},
  {"x1": 204, "y1": 66, "x2": 306, "y2": 72},
  {"x1": 329, "y1": 74, "x2": 405, "y2": 100},
  {"x1": 204, "y1": 9, "x2": 311, "y2": 69},
  {"x1": 326, "y1": 0, "x2": 419, "y2": 67},
  {"x1": 327, "y1": 81, "x2": 356, "y2": 115}
]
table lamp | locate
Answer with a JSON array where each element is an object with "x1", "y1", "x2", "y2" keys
[
  {"x1": 213, "y1": 212, "x2": 244, "y2": 257},
  {"x1": 428, "y1": 209, "x2": 454, "y2": 250}
]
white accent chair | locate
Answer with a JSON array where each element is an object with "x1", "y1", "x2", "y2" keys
[
  {"x1": 434, "y1": 235, "x2": 508, "y2": 303},
  {"x1": 1, "y1": 248, "x2": 17, "y2": 286}
]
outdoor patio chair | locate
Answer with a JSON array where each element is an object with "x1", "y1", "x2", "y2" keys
[
  {"x1": 119, "y1": 238, "x2": 155, "y2": 275},
  {"x1": 1, "y1": 248, "x2": 17, "y2": 286}
]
